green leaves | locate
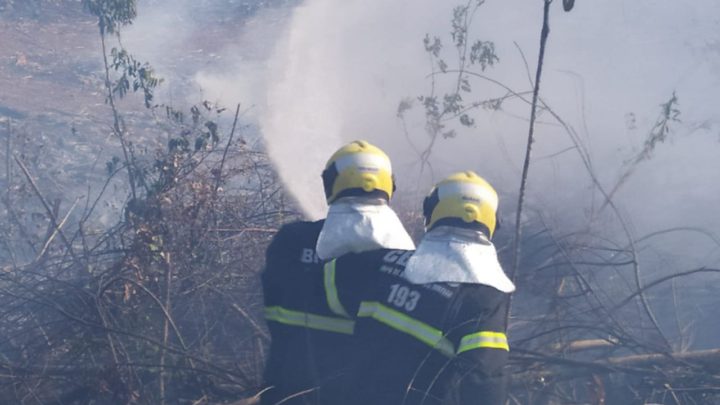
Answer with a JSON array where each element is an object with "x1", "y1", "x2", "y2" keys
[
  {"x1": 443, "y1": 93, "x2": 463, "y2": 115},
  {"x1": 619, "y1": 92, "x2": 682, "y2": 171},
  {"x1": 82, "y1": 0, "x2": 137, "y2": 35},
  {"x1": 106, "y1": 156, "x2": 121, "y2": 175},
  {"x1": 168, "y1": 137, "x2": 190, "y2": 153},
  {"x1": 193, "y1": 122, "x2": 220, "y2": 152},
  {"x1": 109, "y1": 47, "x2": 163, "y2": 108},
  {"x1": 423, "y1": 34, "x2": 442, "y2": 58},
  {"x1": 459, "y1": 114, "x2": 475, "y2": 127},
  {"x1": 469, "y1": 40, "x2": 498, "y2": 70},
  {"x1": 451, "y1": 5, "x2": 468, "y2": 49},
  {"x1": 638, "y1": 92, "x2": 681, "y2": 161},
  {"x1": 413, "y1": 0, "x2": 500, "y2": 142}
]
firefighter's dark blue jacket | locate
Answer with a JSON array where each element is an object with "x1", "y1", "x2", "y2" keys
[
  {"x1": 261, "y1": 220, "x2": 354, "y2": 405},
  {"x1": 328, "y1": 248, "x2": 510, "y2": 405}
]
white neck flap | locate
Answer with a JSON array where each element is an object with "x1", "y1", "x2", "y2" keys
[
  {"x1": 403, "y1": 226, "x2": 515, "y2": 293},
  {"x1": 316, "y1": 199, "x2": 415, "y2": 260}
]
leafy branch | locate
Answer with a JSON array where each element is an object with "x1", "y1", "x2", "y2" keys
[{"x1": 402, "y1": 0, "x2": 501, "y2": 172}]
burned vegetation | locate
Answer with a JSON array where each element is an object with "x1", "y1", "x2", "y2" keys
[{"x1": 0, "y1": 1, "x2": 719, "y2": 404}]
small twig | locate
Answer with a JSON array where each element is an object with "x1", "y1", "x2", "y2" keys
[
  {"x1": 14, "y1": 156, "x2": 81, "y2": 266},
  {"x1": 274, "y1": 387, "x2": 319, "y2": 405},
  {"x1": 215, "y1": 104, "x2": 242, "y2": 195},
  {"x1": 79, "y1": 165, "x2": 125, "y2": 226},
  {"x1": 628, "y1": 244, "x2": 671, "y2": 350},
  {"x1": 611, "y1": 267, "x2": 720, "y2": 312},
  {"x1": 513, "y1": 41, "x2": 535, "y2": 89},
  {"x1": 636, "y1": 226, "x2": 720, "y2": 248},
  {"x1": 428, "y1": 70, "x2": 534, "y2": 107},
  {"x1": 667, "y1": 386, "x2": 683, "y2": 405},
  {"x1": 160, "y1": 252, "x2": 170, "y2": 405},
  {"x1": 33, "y1": 197, "x2": 81, "y2": 264},
  {"x1": 2, "y1": 197, "x2": 37, "y2": 256},
  {"x1": 231, "y1": 303, "x2": 270, "y2": 342},
  {"x1": 99, "y1": 276, "x2": 190, "y2": 351},
  {"x1": 5, "y1": 119, "x2": 11, "y2": 203}
]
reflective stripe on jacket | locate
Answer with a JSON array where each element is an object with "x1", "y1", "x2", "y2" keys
[{"x1": 329, "y1": 248, "x2": 511, "y2": 405}]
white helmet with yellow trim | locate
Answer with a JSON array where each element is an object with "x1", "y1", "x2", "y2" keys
[
  {"x1": 422, "y1": 171, "x2": 499, "y2": 238},
  {"x1": 321, "y1": 140, "x2": 395, "y2": 204}
]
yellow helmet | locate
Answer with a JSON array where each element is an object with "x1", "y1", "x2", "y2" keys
[
  {"x1": 321, "y1": 140, "x2": 395, "y2": 204},
  {"x1": 422, "y1": 171, "x2": 499, "y2": 237}
]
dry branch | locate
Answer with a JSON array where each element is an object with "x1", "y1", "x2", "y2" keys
[
  {"x1": 606, "y1": 348, "x2": 720, "y2": 369},
  {"x1": 14, "y1": 156, "x2": 79, "y2": 264},
  {"x1": 512, "y1": 348, "x2": 720, "y2": 387},
  {"x1": 549, "y1": 338, "x2": 619, "y2": 354}
]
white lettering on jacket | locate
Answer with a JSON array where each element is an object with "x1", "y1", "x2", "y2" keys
[
  {"x1": 383, "y1": 250, "x2": 413, "y2": 266},
  {"x1": 300, "y1": 248, "x2": 320, "y2": 264}
]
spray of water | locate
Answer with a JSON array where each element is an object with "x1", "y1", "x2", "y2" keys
[
  {"x1": 256, "y1": 0, "x2": 720, "y2": 261},
  {"x1": 125, "y1": 0, "x2": 720, "y2": 262}
]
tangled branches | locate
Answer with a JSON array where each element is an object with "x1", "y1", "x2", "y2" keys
[{"x1": 0, "y1": 106, "x2": 295, "y2": 403}]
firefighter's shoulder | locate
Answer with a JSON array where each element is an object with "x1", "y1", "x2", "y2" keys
[
  {"x1": 273, "y1": 219, "x2": 324, "y2": 241},
  {"x1": 331, "y1": 249, "x2": 414, "y2": 303},
  {"x1": 268, "y1": 219, "x2": 323, "y2": 251},
  {"x1": 265, "y1": 219, "x2": 324, "y2": 269},
  {"x1": 334, "y1": 247, "x2": 414, "y2": 272},
  {"x1": 449, "y1": 283, "x2": 510, "y2": 335},
  {"x1": 456, "y1": 284, "x2": 509, "y2": 309}
]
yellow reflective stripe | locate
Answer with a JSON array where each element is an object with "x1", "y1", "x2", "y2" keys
[
  {"x1": 457, "y1": 331, "x2": 509, "y2": 353},
  {"x1": 264, "y1": 306, "x2": 355, "y2": 335},
  {"x1": 324, "y1": 260, "x2": 350, "y2": 317},
  {"x1": 358, "y1": 301, "x2": 455, "y2": 357}
]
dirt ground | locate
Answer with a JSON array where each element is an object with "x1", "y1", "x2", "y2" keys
[
  {"x1": 1, "y1": 4, "x2": 172, "y2": 204},
  {"x1": 0, "y1": 4, "x2": 105, "y2": 120}
]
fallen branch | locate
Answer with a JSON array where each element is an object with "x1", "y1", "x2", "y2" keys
[
  {"x1": 14, "y1": 156, "x2": 80, "y2": 266},
  {"x1": 549, "y1": 338, "x2": 619, "y2": 353},
  {"x1": 511, "y1": 348, "x2": 720, "y2": 386},
  {"x1": 33, "y1": 197, "x2": 80, "y2": 265},
  {"x1": 607, "y1": 348, "x2": 720, "y2": 369}
]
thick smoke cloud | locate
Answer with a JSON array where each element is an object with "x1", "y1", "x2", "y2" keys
[
  {"x1": 255, "y1": 0, "x2": 720, "y2": 269},
  {"x1": 125, "y1": 0, "x2": 720, "y2": 270},
  {"x1": 123, "y1": 0, "x2": 295, "y2": 109}
]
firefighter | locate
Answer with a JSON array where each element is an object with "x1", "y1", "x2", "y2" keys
[
  {"x1": 326, "y1": 171, "x2": 515, "y2": 405},
  {"x1": 261, "y1": 140, "x2": 414, "y2": 405}
]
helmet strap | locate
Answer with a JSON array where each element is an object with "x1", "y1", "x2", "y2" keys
[
  {"x1": 422, "y1": 188, "x2": 440, "y2": 228},
  {"x1": 430, "y1": 218, "x2": 491, "y2": 239},
  {"x1": 321, "y1": 163, "x2": 339, "y2": 202}
]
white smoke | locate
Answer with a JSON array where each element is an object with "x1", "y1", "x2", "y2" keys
[
  {"x1": 257, "y1": 0, "x2": 720, "y2": 267},
  {"x1": 125, "y1": 0, "x2": 720, "y2": 266}
]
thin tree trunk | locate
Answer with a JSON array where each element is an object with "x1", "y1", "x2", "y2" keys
[
  {"x1": 160, "y1": 251, "x2": 172, "y2": 405},
  {"x1": 99, "y1": 28, "x2": 136, "y2": 199},
  {"x1": 506, "y1": 0, "x2": 553, "y2": 326}
]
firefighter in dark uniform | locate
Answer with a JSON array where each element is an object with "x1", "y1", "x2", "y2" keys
[
  {"x1": 261, "y1": 140, "x2": 414, "y2": 405},
  {"x1": 325, "y1": 171, "x2": 515, "y2": 405}
]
